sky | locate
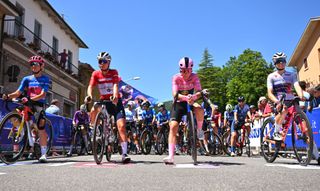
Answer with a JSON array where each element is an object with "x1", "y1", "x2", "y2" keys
[{"x1": 48, "y1": 0, "x2": 320, "y2": 103}]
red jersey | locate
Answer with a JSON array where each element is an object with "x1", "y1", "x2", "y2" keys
[
  {"x1": 212, "y1": 112, "x2": 221, "y2": 127},
  {"x1": 89, "y1": 69, "x2": 120, "y2": 100}
]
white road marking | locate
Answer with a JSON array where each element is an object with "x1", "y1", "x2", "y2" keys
[
  {"x1": 174, "y1": 163, "x2": 219, "y2": 169},
  {"x1": 265, "y1": 163, "x2": 320, "y2": 170},
  {"x1": 47, "y1": 162, "x2": 76, "y2": 167},
  {"x1": 0, "y1": 172, "x2": 6, "y2": 175}
]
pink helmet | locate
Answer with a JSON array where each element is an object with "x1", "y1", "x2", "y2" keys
[
  {"x1": 29, "y1": 55, "x2": 44, "y2": 65},
  {"x1": 179, "y1": 57, "x2": 193, "y2": 69}
]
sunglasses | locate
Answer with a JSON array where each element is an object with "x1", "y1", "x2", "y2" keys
[
  {"x1": 98, "y1": 59, "x2": 110, "y2": 64},
  {"x1": 275, "y1": 59, "x2": 286, "y2": 65},
  {"x1": 180, "y1": 69, "x2": 191, "y2": 74},
  {"x1": 30, "y1": 62, "x2": 40, "y2": 67}
]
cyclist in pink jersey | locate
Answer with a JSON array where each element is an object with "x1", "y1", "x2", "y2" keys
[
  {"x1": 163, "y1": 57, "x2": 204, "y2": 164},
  {"x1": 85, "y1": 52, "x2": 130, "y2": 163}
]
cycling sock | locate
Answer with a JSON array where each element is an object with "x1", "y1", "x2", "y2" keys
[
  {"x1": 204, "y1": 144, "x2": 209, "y2": 152},
  {"x1": 121, "y1": 142, "x2": 128, "y2": 155},
  {"x1": 274, "y1": 123, "x2": 282, "y2": 133},
  {"x1": 169, "y1": 143, "x2": 175, "y2": 159},
  {"x1": 68, "y1": 145, "x2": 73, "y2": 154},
  {"x1": 41, "y1": 146, "x2": 47, "y2": 156}
]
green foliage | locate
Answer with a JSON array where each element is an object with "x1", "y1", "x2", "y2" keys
[{"x1": 196, "y1": 48, "x2": 273, "y2": 110}]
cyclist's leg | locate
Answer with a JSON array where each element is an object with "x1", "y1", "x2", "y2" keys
[
  {"x1": 274, "y1": 104, "x2": 288, "y2": 134},
  {"x1": 230, "y1": 121, "x2": 237, "y2": 155},
  {"x1": 193, "y1": 103, "x2": 204, "y2": 140},
  {"x1": 202, "y1": 120, "x2": 209, "y2": 153},
  {"x1": 168, "y1": 120, "x2": 179, "y2": 159},
  {"x1": 81, "y1": 126, "x2": 89, "y2": 154}
]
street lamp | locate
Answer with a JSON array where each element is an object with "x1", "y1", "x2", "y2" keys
[{"x1": 124, "y1": 76, "x2": 141, "y2": 82}]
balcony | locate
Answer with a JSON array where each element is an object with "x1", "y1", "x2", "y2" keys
[{"x1": 2, "y1": 19, "x2": 79, "y2": 80}]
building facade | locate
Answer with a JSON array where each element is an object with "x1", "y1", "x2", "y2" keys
[
  {"x1": 0, "y1": 0, "x2": 88, "y2": 118},
  {"x1": 289, "y1": 17, "x2": 320, "y2": 87}
]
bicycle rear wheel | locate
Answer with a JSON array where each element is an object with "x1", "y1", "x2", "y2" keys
[
  {"x1": 156, "y1": 130, "x2": 165, "y2": 155},
  {"x1": 92, "y1": 112, "x2": 106, "y2": 164},
  {"x1": 260, "y1": 117, "x2": 279, "y2": 163},
  {"x1": 0, "y1": 112, "x2": 28, "y2": 164},
  {"x1": 222, "y1": 130, "x2": 231, "y2": 156},
  {"x1": 140, "y1": 129, "x2": 152, "y2": 155},
  {"x1": 292, "y1": 111, "x2": 313, "y2": 166},
  {"x1": 188, "y1": 111, "x2": 197, "y2": 165}
]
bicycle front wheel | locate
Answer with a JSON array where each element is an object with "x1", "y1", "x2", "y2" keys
[
  {"x1": 92, "y1": 112, "x2": 106, "y2": 164},
  {"x1": 204, "y1": 131, "x2": 223, "y2": 155},
  {"x1": 292, "y1": 111, "x2": 313, "y2": 166},
  {"x1": 140, "y1": 130, "x2": 152, "y2": 155},
  {"x1": 260, "y1": 117, "x2": 279, "y2": 163},
  {"x1": 0, "y1": 112, "x2": 28, "y2": 164},
  {"x1": 188, "y1": 111, "x2": 197, "y2": 165},
  {"x1": 156, "y1": 130, "x2": 165, "y2": 155}
]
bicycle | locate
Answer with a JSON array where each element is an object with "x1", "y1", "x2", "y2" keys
[
  {"x1": 92, "y1": 100, "x2": 116, "y2": 164},
  {"x1": 140, "y1": 121, "x2": 157, "y2": 155},
  {"x1": 155, "y1": 122, "x2": 169, "y2": 155},
  {"x1": 260, "y1": 95, "x2": 313, "y2": 166},
  {"x1": 69, "y1": 123, "x2": 92, "y2": 156},
  {"x1": 203, "y1": 117, "x2": 223, "y2": 155},
  {"x1": 222, "y1": 120, "x2": 251, "y2": 157},
  {"x1": 0, "y1": 99, "x2": 53, "y2": 164}
]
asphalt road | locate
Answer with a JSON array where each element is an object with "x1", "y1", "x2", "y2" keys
[{"x1": 1, "y1": 154, "x2": 320, "y2": 191}]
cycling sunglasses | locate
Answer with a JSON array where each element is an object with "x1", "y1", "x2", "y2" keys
[
  {"x1": 98, "y1": 59, "x2": 110, "y2": 64},
  {"x1": 275, "y1": 58, "x2": 286, "y2": 64},
  {"x1": 30, "y1": 62, "x2": 40, "y2": 66}
]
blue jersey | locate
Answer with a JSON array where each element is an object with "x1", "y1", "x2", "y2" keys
[
  {"x1": 156, "y1": 110, "x2": 170, "y2": 123},
  {"x1": 234, "y1": 104, "x2": 250, "y2": 122},
  {"x1": 142, "y1": 108, "x2": 155, "y2": 123},
  {"x1": 224, "y1": 111, "x2": 234, "y2": 122},
  {"x1": 18, "y1": 75, "x2": 50, "y2": 104}
]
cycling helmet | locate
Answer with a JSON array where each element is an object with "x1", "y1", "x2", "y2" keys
[
  {"x1": 128, "y1": 101, "x2": 135, "y2": 107},
  {"x1": 237, "y1": 96, "x2": 245, "y2": 102},
  {"x1": 157, "y1": 102, "x2": 165, "y2": 108},
  {"x1": 179, "y1": 57, "x2": 193, "y2": 69},
  {"x1": 258, "y1": 96, "x2": 267, "y2": 103},
  {"x1": 272, "y1": 52, "x2": 287, "y2": 64},
  {"x1": 250, "y1": 105, "x2": 256, "y2": 109},
  {"x1": 225, "y1": 104, "x2": 233, "y2": 112},
  {"x1": 80, "y1": 104, "x2": 87, "y2": 112},
  {"x1": 29, "y1": 55, "x2": 44, "y2": 65},
  {"x1": 97, "y1": 52, "x2": 112, "y2": 61},
  {"x1": 142, "y1": 100, "x2": 151, "y2": 107},
  {"x1": 213, "y1": 105, "x2": 219, "y2": 110},
  {"x1": 202, "y1": 89, "x2": 210, "y2": 96}
]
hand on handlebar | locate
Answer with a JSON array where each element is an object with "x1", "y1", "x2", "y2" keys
[{"x1": 84, "y1": 96, "x2": 92, "y2": 104}]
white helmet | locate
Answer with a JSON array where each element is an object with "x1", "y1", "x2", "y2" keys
[
  {"x1": 127, "y1": 101, "x2": 135, "y2": 107},
  {"x1": 97, "y1": 52, "x2": 112, "y2": 61},
  {"x1": 272, "y1": 52, "x2": 287, "y2": 64},
  {"x1": 157, "y1": 102, "x2": 165, "y2": 108},
  {"x1": 225, "y1": 104, "x2": 233, "y2": 112}
]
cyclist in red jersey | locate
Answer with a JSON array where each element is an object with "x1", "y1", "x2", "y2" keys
[
  {"x1": 163, "y1": 57, "x2": 204, "y2": 164},
  {"x1": 85, "y1": 52, "x2": 130, "y2": 163}
]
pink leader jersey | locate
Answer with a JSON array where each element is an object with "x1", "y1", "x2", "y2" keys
[{"x1": 172, "y1": 73, "x2": 202, "y2": 97}]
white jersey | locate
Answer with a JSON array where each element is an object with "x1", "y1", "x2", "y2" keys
[{"x1": 267, "y1": 70, "x2": 297, "y2": 101}]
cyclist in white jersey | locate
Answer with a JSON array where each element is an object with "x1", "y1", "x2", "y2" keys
[{"x1": 267, "y1": 52, "x2": 305, "y2": 141}]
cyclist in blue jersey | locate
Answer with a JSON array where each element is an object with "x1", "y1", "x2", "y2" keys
[
  {"x1": 141, "y1": 100, "x2": 156, "y2": 125},
  {"x1": 223, "y1": 104, "x2": 234, "y2": 129},
  {"x1": 2, "y1": 56, "x2": 50, "y2": 162},
  {"x1": 156, "y1": 103, "x2": 170, "y2": 129},
  {"x1": 230, "y1": 96, "x2": 252, "y2": 156}
]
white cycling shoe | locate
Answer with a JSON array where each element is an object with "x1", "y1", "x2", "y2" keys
[
  {"x1": 38, "y1": 154, "x2": 47, "y2": 163},
  {"x1": 163, "y1": 156, "x2": 174, "y2": 165}
]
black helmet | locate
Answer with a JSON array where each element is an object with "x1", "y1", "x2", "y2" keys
[
  {"x1": 142, "y1": 100, "x2": 151, "y2": 107},
  {"x1": 237, "y1": 96, "x2": 245, "y2": 102}
]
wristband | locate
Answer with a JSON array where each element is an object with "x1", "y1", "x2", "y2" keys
[{"x1": 191, "y1": 94, "x2": 198, "y2": 101}]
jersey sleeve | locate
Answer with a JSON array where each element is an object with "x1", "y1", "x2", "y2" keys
[
  {"x1": 112, "y1": 70, "x2": 120, "y2": 83},
  {"x1": 18, "y1": 76, "x2": 28, "y2": 92},
  {"x1": 267, "y1": 74, "x2": 273, "y2": 89},
  {"x1": 42, "y1": 76, "x2": 50, "y2": 93},
  {"x1": 172, "y1": 75, "x2": 179, "y2": 93}
]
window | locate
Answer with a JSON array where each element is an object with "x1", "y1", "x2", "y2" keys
[
  {"x1": 67, "y1": 50, "x2": 73, "y2": 73},
  {"x1": 63, "y1": 101, "x2": 75, "y2": 118},
  {"x1": 52, "y1": 37, "x2": 59, "y2": 60},
  {"x1": 34, "y1": 20, "x2": 42, "y2": 48},
  {"x1": 15, "y1": 3, "x2": 25, "y2": 37},
  {"x1": 303, "y1": 58, "x2": 308, "y2": 69}
]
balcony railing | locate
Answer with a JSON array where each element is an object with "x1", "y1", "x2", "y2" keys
[{"x1": 3, "y1": 19, "x2": 79, "y2": 78}]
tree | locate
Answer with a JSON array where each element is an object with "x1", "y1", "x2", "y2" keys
[{"x1": 199, "y1": 48, "x2": 214, "y2": 69}]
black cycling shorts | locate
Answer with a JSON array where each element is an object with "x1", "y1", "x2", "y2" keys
[
  {"x1": 170, "y1": 102, "x2": 193, "y2": 123},
  {"x1": 101, "y1": 99, "x2": 125, "y2": 121}
]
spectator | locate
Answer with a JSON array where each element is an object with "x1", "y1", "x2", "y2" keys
[
  {"x1": 308, "y1": 84, "x2": 320, "y2": 109},
  {"x1": 59, "y1": 49, "x2": 68, "y2": 69},
  {"x1": 298, "y1": 81, "x2": 310, "y2": 112},
  {"x1": 45, "y1": 99, "x2": 60, "y2": 115}
]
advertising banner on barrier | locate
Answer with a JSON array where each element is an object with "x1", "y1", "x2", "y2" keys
[
  {"x1": 249, "y1": 107, "x2": 320, "y2": 148},
  {"x1": 119, "y1": 80, "x2": 158, "y2": 106}
]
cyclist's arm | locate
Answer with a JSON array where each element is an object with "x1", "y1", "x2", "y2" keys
[
  {"x1": 293, "y1": 81, "x2": 304, "y2": 99},
  {"x1": 223, "y1": 112, "x2": 227, "y2": 127},
  {"x1": 218, "y1": 114, "x2": 221, "y2": 127},
  {"x1": 267, "y1": 87, "x2": 278, "y2": 103},
  {"x1": 87, "y1": 84, "x2": 94, "y2": 99},
  {"x1": 113, "y1": 83, "x2": 119, "y2": 99},
  {"x1": 7, "y1": 90, "x2": 22, "y2": 99},
  {"x1": 30, "y1": 90, "x2": 46, "y2": 102}
]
